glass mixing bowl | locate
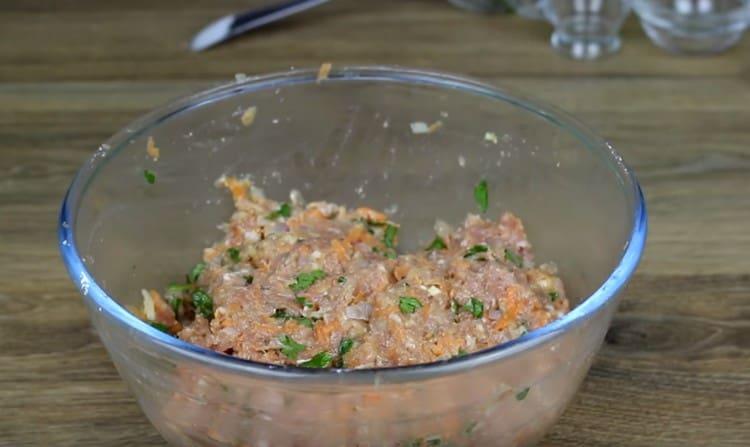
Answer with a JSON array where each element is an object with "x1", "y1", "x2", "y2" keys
[
  {"x1": 59, "y1": 66, "x2": 647, "y2": 447},
  {"x1": 633, "y1": 0, "x2": 750, "y2": 54}
]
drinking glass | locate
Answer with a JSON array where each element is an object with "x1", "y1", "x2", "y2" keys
[{"x1": 541, "y1": 0, "x2": 633, "y2": 60}]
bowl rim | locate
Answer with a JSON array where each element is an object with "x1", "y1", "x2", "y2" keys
[
  {"x1": 633, "y1": 0, "x2": 750, "y2": 27},
  {"x1": 58, "y1": 65, "x2": 648, "y2": 384}
]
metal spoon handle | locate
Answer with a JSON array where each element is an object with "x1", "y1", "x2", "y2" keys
[{"x1": 191, "y1": 0, "x2": 331, "y2": 52}]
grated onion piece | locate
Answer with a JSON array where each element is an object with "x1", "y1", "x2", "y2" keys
[
  {"x1": 241, "y1": 106, "x2": 257, "y2": 127},
  {"x1": 141, "y1": 289, "x2": 156, "y2": 320}
]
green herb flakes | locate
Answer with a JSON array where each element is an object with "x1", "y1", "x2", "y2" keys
[
  {"x1": 426, "y1": 236, "x2": 447, "y2": 251},
  {"x1": 384, "y1": 224, "x2": 398, "y2": 249},
  {"x1": 267, "y1": 202, "x2": 292, "y2": 220},
  {"x1": 463, "y1": 297, "x2": 484, "y2": 319},
  {"x1": 149, "y1": 322, "x2": 170, "y2": 333},
  {"x1": 227, "y1": 247, "x2": 241, "y2": 263},
  {"x1": 339, "y1": 338, "x2": 354, "y2": 356},
  {"x1": 337, "y1": 276, "x2": 347, "y2": 284},
  {"x1": 463, "y1": 244, "x2": 488, "y2": 258},
  {"x1": 456, "y1": 348, "x2": 468, "y2": 358},
  {"x1": 464, "y1": 421, "x2": 478, "y2": 435},
  {"x1": 295, "y1": 316, "x2": 315, "y2": 328},
  {"x1": 143, "y1": 169, "x2": 156, "y2": 184},
  {"x1": 516, "y1": 387, "x2": 530, "y2": 401},
  {"x1": 272, "y1": 308, "x2": 291, "y2": 320},
  {"x1": 188, "y1": 262, "x2": 206, "y2": 284},
  {"x1": 295, "y1": 296, "x2": 312, "y2": 308},
  {"x1": 244, "y1": 275, "x2": 254, "y2": 285},
  {"x1": 300, "y1": 351, "x2": 333, "y2": 368},
  {"x1": 504, "y1": 249, "x2": 523, "y2": 268},
  {"x1": 548, "y1": 291, "x2": 559, "y2": 301},
  {"x1": 192, "y1": 289, "x2": 214, "y2": 319},
  {"x1": 289, "y1": 269, "x2": 326, "y2": 292},
  {"x1": 474, "y1": 179, "x2": 488, "y2": 213},
  {"x1": 279, "y1": 335, "x2": 306, "y2": 360},
  {"x1": 399, "y1": 296, "x2": 423, "y2": 314}
]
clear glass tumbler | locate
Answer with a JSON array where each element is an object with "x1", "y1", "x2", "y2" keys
[{"x1": 542, "y1": 0, "x2": 633, "y2": 60}]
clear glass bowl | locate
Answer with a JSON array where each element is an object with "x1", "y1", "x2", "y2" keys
[
  {"x1": 59, "y1": 66, "x2": 647, "y2": 447},
  {"x1": 633, "y1": 0, "x2": 750, "y2": 54}
]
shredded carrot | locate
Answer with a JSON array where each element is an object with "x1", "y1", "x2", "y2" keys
[
  {"x1": 146, "y1": 136, "x2": 160, "y2": 161},
  {"x1": 494, "y1": 285, "x2": 522, "y2": 331},
  {"x1": 345, "y1": 225, "x2": 379, "y2": 246},
  {"x1": 313, "y1": 319, "x2": 341, "y2": 344},
  {"x1": 393, "y1": 263, "x2": 410, "y2": 281},
  {"x1": 222, "y1": 177, "x2": 250, "y2": 202},
  {"x1": 355, "y1": 207, "x2": 387, "y2": 223},
  {"x1": 330, "y1": 239, "x2": 350, "y2": 263}
]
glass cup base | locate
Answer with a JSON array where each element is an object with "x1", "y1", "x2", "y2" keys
[{"x1": 551, "y1": 32, "x2": 622, "y2": 60}]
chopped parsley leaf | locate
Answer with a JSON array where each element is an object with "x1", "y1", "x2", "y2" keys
[
  {"x1": 295, "y1": 316, "x2": 315, "y2": 328},
  {"x1": 149, "y1": 322, "x2": 170, "y2": 333},
  {"x1": 426, "y1": 236, "x2": 447, "y2": 251},
  {"x1": 399, "y1": 296, "x2": 423, "y2": 314},
  {"x1": 337, "y1": 276, "x2": 347, "y2": 284},
  {"x1": 474, "y1": 179, "x2": 488, "y2": 213},
  {"x1": 227, "y1": 247, "x2": 241, "y2": 263},
  {"x1": 191, "y1": 289, "x2": 214, "y2": 319},
  {"x1": 504, "y1": 249, "x2": 523, "y2": 268},
  {"x1": 168, "y1": 297, "x2": 181, "y2": 315},
  {"x1": 300, "y1": 351, "x2": 333, "y2": 368},
  {"x1": 166, "y1": 283, "x2": 191, "y2": 297},
  {"x1": 463, "y1": 244, "x2": 488, "y2": 258},
  {"x1": 244, "y1": 275, "x2": 254, "y2": 285},
  {"x1": 143, "y1": 169, "x2": 156, "y2": 184},
  {"x1": 272, "y1": 309, "x2": 317, "y2": 328},
  {"x1": 456, "y1": 348, "x2": 468, "y2": 357},
  {"x1": 295, "y1": 296, "x2": 312, "y2": 308},
  {"x1": 383, "y1": 224, "x2": 398, "y2": 249},
  {"x1": 279, "y1": 335, "x2": 306, "y2": 360},
  {"x1": 267, "y1": 202, "x2": 292, "y2": 220},
  {"x1": 289, "y1": 269, "x2": 326, "y2": 292},
  {"x1": 516, "y1": 387, "x2": 531, "y2": 401},
  {"x1": 339, "y1": 338, "x2": 354, "y2": 356},
  {"x1": 548, "y1": 291, "x2": 559, "y2": 301},
  {"x1": 187, "y1": 262, "x2": 206, "y2": 283},
  {"x1": 463, "y1": 297, "x2": 484, "y2": 318}
]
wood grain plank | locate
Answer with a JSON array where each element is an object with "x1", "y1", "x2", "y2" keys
[{"x1": 1, "y1": 0, "x2": 749, "y2": 82}]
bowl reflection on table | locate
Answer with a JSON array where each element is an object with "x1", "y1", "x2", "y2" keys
[{"x1": 59, "y1": 66, "x2": 647, "y2": 447}]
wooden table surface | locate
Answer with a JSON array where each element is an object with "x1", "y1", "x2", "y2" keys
[{"x1": 2, "y1": 1, "x2": 749, "y2": 445}]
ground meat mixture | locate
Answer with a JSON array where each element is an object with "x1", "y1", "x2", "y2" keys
[{"x1": 143, "y1": 176, "x2": 569, "y2": 369}]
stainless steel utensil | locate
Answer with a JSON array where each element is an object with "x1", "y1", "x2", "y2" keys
[{"x1": 190, "y1": 0, "x2": 331, "y2": 52}]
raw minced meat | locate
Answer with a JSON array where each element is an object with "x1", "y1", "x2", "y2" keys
[{"x1": 146, "y1": 176, "x2": 569, "y2": 369}]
